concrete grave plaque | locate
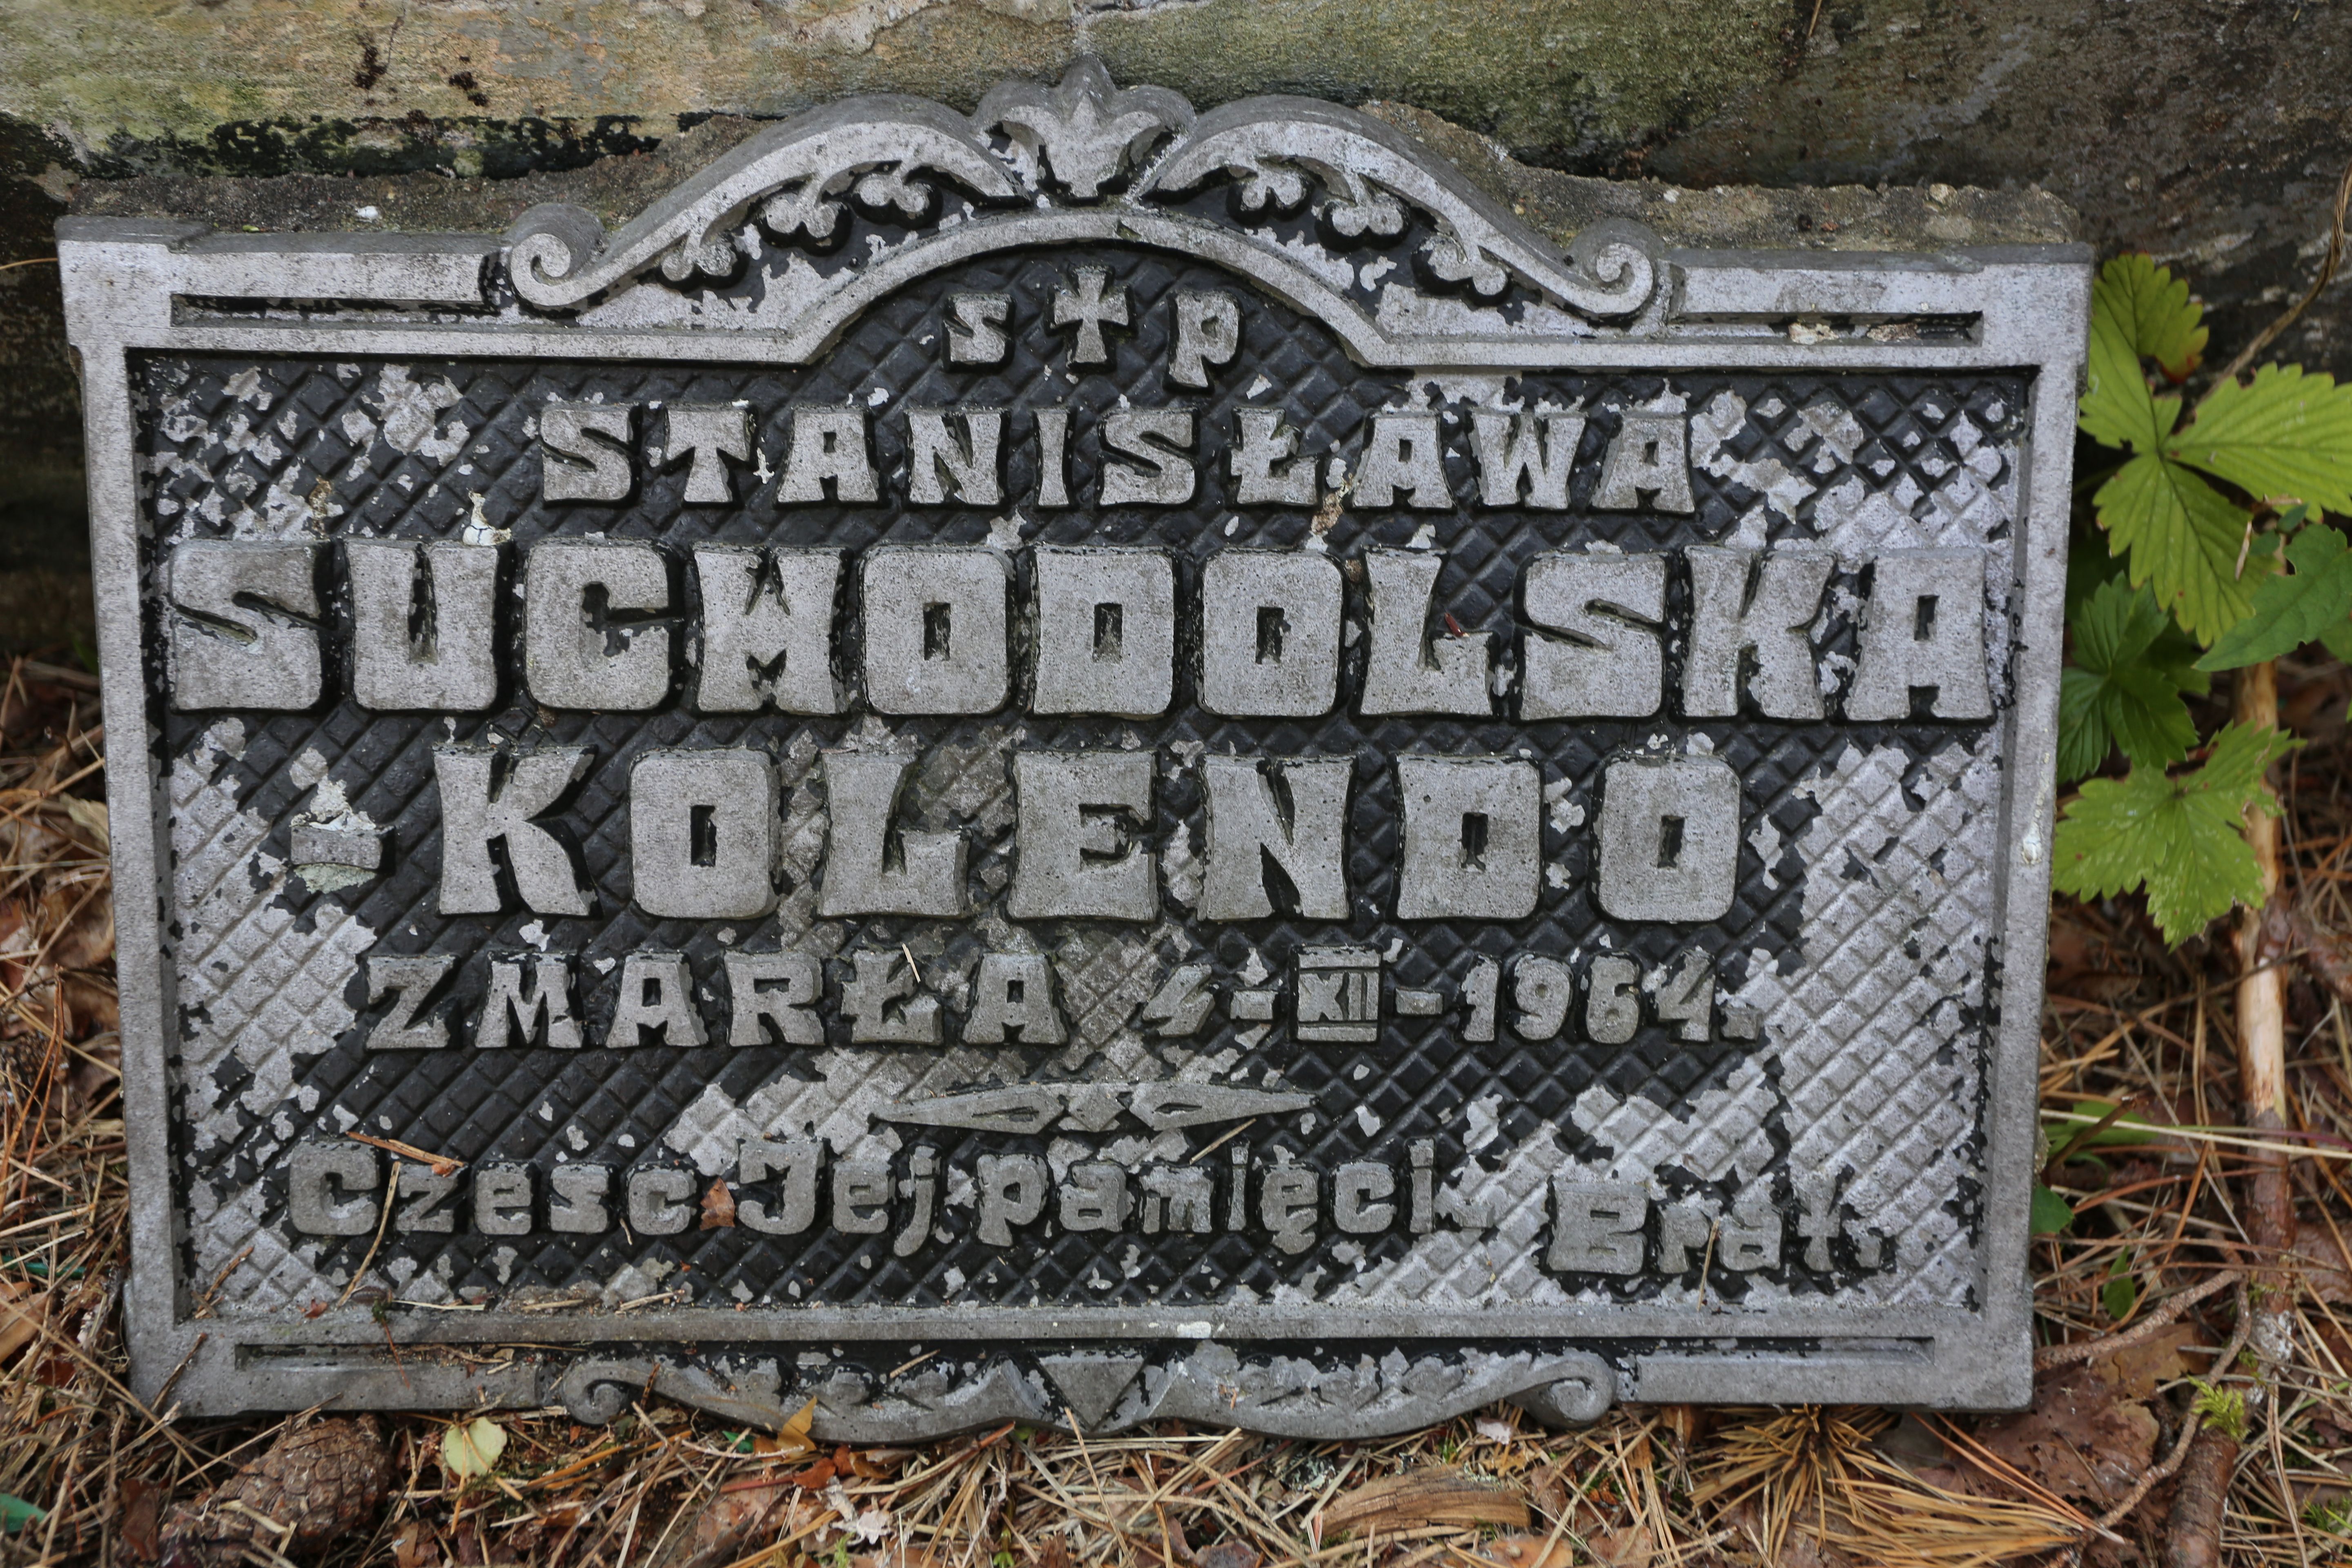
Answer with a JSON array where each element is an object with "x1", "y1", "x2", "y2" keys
[{"x1": 62, "y1": 61, "x2": 2087, "y2": 1434}]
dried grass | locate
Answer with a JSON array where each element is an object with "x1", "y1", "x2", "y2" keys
[{"x1": 5, "y1": 647, "x2": 2352, "y2": 1568}]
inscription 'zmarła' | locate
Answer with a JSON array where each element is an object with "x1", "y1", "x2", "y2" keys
[{"x1": 65, "y1": 58, "x2": 2085, "y2": 1435}]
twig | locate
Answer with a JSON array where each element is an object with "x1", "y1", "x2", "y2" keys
[
  {"x1": 2100, "y1": 1398, "x2": 2210, "y2": 1535},
  {"x1": 346, "y1": 1130, "x2": 463, "y2": 1178},
  {"x1": 152, "y1": 1329, "x2": 206, "y2": 1414},
  {"x1": 1187, "y1": 1118, "x2": 1254, "y2": 1163},
  {"x1": 335, "y1": 1161, "x2": 401, "y2": 1310},
  {"x1": 2163, "y1": 1281, "x2": 2262, "y2": 1564},
  {"x1": 2205, "y1": 150, "x2": 2352, "y2": 395},
  {"x1": 192, "y1": 1242, "x2": 256, "y2": 1319},
  {"x1": 2036, "y1": 1269, "x2": 2243, "y2": 1368}
]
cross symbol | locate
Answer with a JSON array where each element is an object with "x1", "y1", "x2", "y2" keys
[
  {"x1": 1794, "y1": 1177, "x2": 1840, "y2": 1271},
  {"x1": 1052, "y1": 266, "x2": 1129, "y2": 364}
]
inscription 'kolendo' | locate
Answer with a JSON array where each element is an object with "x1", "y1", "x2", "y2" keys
[{"x1": 158, "y1": 441, "x2": 1993, "y2": 928}]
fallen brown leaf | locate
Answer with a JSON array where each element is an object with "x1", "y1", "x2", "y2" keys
[
  {"x1": 700, "y1": 1177, "x2": 736, "y2": 1229},
  {"x1": 1527, "y1": 1462, "x2": 1569, "y2": 1523},
  {"x1": 2090, "y1": 1322, "x2": 2201, "y2": 1399},
  {"x1": 44, "y1": 886, "x2": 112, "y2": 970},
  {"x1": 62, "y1": 971, "x2": 116, "y2": 1037},
  {"x1": 1480, "y1": 1532, "x2": 1576, "y2": 1568},
  {"x1": 747, "y1": 1394, "x2": 820, "y2": 1457},
  {"x1": 390, "y1": 1519, "x2": 441, "y2": 1568},
  {"x1": 120, "y1": 1476, "x2": 163, "y2": 1564},
  {"x1": 1970, "y1": 1363, "x2": 2158, "y2": 1507},
  {"x1": 1321, "y1": 1468, "x2": 1531, "y2": 1538},
  {"x1": 64, "y1": 1027, "x2": 119, "y2": 1116},
  {"x1": 842, "y1": 1446, "x2": 905, "y2": 1479},
  {"x1": 1592, "y1": 1526, "x2": 1655, "y2": 1568},
  {"x1": 2294, "y1": 1226, "x2": 2352, "y2": 1303},
  {"x1": 679, "y1": 1481, "x2": 825, "y2": 1568},
  {"x1": 0, "y1": 1280, "x2": 47, "y2": 1363},
  {"x1": 782, "y1": 1455, "x2": 838, "y2": 1490}
]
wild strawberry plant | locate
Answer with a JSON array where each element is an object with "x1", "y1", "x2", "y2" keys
[{"x1": 2054, "y1": 255, "x2": 2352, "y2": 942}]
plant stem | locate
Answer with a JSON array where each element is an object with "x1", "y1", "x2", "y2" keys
[
  {"x1": 2232, "y1": 662, "x2": 2296, "y2": 1320},
  {"x1": 2236, "y1": 660, "x2": 2289, "y2": 1141},
  {"x1": 2172, "y1": 664, "x2": 2295, "y2": 1566}
]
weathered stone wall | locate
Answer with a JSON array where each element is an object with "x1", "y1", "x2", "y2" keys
[{"x1": 3, "y1": 0, "x2": 2345, "y2": 647}]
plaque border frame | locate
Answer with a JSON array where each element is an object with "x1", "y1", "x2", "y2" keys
[{"x1": 60, "y1": 66, "x2": 2089, "y2": 1432}]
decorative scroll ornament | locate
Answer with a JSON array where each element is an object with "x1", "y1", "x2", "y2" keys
[
  {"x1": 556, "y1": 1345, "x2": 1615, "y2": 1441},
  {"x1": 500, "y1": 57, "x2": 1661, "y2": 329},
  {"x1": 1138, "y1": 96, "x2": 1657, "y2": 316},
  {"x1": 506, "y1": 98, "x2": 1021, "y2": 310}
]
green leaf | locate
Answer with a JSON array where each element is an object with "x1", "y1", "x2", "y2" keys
[
  {"x1": 2061, "y1": 578, "x2": 2206, "y2": 779},
  {"x1": 2030, "y1": 1185, "x2": 2075, "y2": 1235},
  {"x1": 2056, "y1": 1100, "x2": 2162, "y2": 1147},
  {"x1": 0, "y1": 1495, "x2": 45, "y2": 1534},
  {"x1": 2170, "y1": 364, "x2": 2352, "y2": 514},
  {"x1": 2198, "y1": 521, "x2": 2352, "y2": 670},
  {"x1": 2094, "y1": 253, "x2": 2209, "y2": 381},
  {"x1": 2051, "y1": 722, "x2": 2299, "y2": 944},
  {"x1": 2080, "y1": 303, "x2": 2166, "y2": 452},
  {"x1": 2196, "y1": 716, "x2": 2298, "y2": 797},
  {"x1": 2322, "y1": 619, "x2": 2352, "y2": 662},
  {"x1": 2095, "y1": 450, "x2": 2266, "y2": 645},
  {"x1": 2192, "y1": 1381, "x2": 2250, "y2": 1442},
  {"x1": 2103, "y1": 1247, "x2": 2140, "y2": 1321}
]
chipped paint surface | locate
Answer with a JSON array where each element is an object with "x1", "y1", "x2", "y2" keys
[
  {"x1": 173, "y1": 720, "x2": 378, "y2": 1310},
  {"x1": 69, "y1": 66, "x2": 2081, "y2": 1427},
  {"x1": 147, "y1": 350, "x2": 2022, "y2": 1325}
]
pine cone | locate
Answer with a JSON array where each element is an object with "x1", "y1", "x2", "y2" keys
[{"x1": 159, "y1": 1416, "x2": 390, "y2": 1566}]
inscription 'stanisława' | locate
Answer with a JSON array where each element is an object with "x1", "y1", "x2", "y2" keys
[{"x1": 65, "y1": 59, "x2": 2087, "y2": 1434}]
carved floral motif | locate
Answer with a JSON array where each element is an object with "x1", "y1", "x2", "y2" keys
[
  {"x1": 501, "y1": 57, "x2": 1661, "y2": 330},
  {"x1": 973, "y1": 55, "x2": 1194, "y2": 198},
  {"x1": 555, "y1": 1344, "x2": 1615, "y2": 1441}
]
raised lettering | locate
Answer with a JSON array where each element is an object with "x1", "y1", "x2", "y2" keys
[
  {"x1": 346, "y1": 539, "x2": 500, "y2": 711},
  {"x1": 1198, "y1": 755, "x2": 1352, "y2": 922},
  {"x1": 540, "y1": 403, "x2": 635, "y2": 502},
  {"x1": 523, "y1": 539, "x2": 673, "y2": 710},
  {"x1": 1520, "y1": 551, "x2": 1666, "y2": 719},
  {"x1": 165, "y1": 540, "x2": 322, "y2": 711},
  {"x1": 433, "y1": 746, "x2": 593, "y2": 916},
  {"x1": 663, "y1": 403, "x2": 751, "y2": 503},
  {"x1": 1008, "y1": 751, "x2": 1155, "y2": 922}
]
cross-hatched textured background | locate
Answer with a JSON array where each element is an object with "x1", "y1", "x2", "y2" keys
[{"x1": 137, "y1": 243, "x2": 2028, "y2": 1319}]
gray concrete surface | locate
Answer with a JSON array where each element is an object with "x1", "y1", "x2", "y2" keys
[{"x1": 2, "y1": 2, "x2": 2341, "y2": 649}]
